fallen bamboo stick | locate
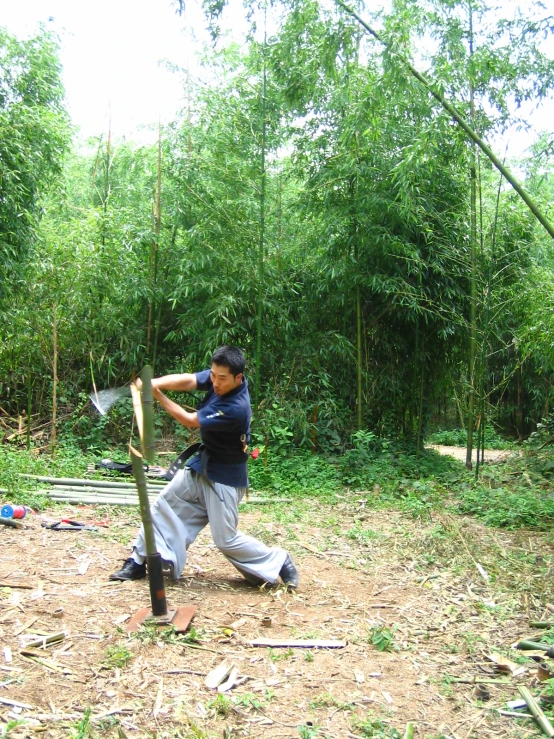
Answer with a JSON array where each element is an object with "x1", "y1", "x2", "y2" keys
[
  {"x1": 517, "y1": 641, "x2": 554, "y2": 656},
  {"x1": 248, "y1": 639, "x2": 347, "y2": 649},
  {"x1": 19, "y1": 475, "x2": 165, "y2": 489},
  {"x1": 24, "y1": 632, "x2": 65, "y2": 649},
  {"x1": 0, "y1": 696, "x2": 34, "y2": 709},
  {"x1": 0, "y1": 519, "x2": 24, "y2": 529},
  {"x1": 47, "y1": 495, "x2": 152, "y2": 506},
  {"x1": 518, "y1": 686, "x2": 554, "y2": 737},
  {"x1": 36, "y1": 485, "x2": 163, "y2": 494},
  {"x1": 451, "y1": 677, "x2": 510, "y2": 685},
  {"x1": 46, "y1": 492, "x2": 291, "y2": 507}
]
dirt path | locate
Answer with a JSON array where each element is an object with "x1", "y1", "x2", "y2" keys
[
  {"x1": 0, "y1": 492, "x2": 550, "y2": 738},
  {"x1": 426, "y1": 444, "x2": 516, "y2": 463}
]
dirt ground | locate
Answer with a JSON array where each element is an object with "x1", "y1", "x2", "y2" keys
[
  {"x1": 425, "y1": 446, "x2": 515, "y2": 464},
  {"x1": 0, "y1": 459, "x2": 552, "y2": 738}
]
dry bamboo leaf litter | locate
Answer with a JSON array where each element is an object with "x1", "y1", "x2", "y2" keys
[{"x1": 0, "y1": 499, "x2": 549, "y2": 737}]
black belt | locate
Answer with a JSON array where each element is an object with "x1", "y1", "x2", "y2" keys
[{"x1": 163, "y1": 442, "x2": 203, "y2": 481}]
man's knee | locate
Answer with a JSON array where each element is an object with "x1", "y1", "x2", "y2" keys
[{"x1": 212, "y1": 531, "x2": 239, "y2": 554}]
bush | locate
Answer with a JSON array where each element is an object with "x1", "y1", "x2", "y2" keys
[
  {"x1": 454, "y1": 484, "x2": 554, "y2": 529},
  {"x1": 427, "y1": 426, "x2": 512, "y2": 450}
]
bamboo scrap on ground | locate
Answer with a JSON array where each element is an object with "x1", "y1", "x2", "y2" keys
[
  {"x1": 248, "y1": 638, "x2": 347, "y2": 649},
  {"x1": 518, "y1": 686, "x2": 554, "y2": 737}
]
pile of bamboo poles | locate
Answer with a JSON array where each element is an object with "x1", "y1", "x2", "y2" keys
[
  {"x1": 20, "y1": 474, "x2": 164, "y2": 507},
  {"x1": 18, "y1": 474, "x2": 291, "y2": 506}
]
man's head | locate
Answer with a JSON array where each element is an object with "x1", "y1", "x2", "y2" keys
[{"x1": 210, "y1": 346, "x2": 245, "y2": 396}]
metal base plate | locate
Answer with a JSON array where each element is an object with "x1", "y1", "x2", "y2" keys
[{"x1": 125, "y1": 605, "x2": 197, "y2": 633}]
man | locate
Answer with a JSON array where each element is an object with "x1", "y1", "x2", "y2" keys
[{"x1": 109, "y1": 346, "x2": 299, "y2": 588}]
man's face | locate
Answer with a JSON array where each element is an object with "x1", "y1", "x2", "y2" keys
[{"x1": 210, "y1": 363, "x2": 243, "y2": 396}]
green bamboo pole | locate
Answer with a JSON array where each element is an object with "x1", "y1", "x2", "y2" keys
[
  {"x1": 518, "y1": 686, "x2": 554, "y2": 738},
  {"x1": 130, "y1": 445, "x2": 157, "y2": 556},
  {"x1": 51, "y1": 303, "x2": 57, "y2": 460},
  {"x1": 516, "y1": 640, "x2": 554, "y2": 655},
  {"x1": 19, "y1": 474, "x2": 165, "y2": 488},
  {"x1": 254, "y1": 7, "x2": 267, "y2": 418},
  {"x1": 26, "y1": 371, "x2": 31, "y2": 451},
  {"x1": 355, "y1": 236, "x2": 362, "y2": 430},
  {"x1": 466, "y1": 8, "x2": 477, "y2": 470},
  {"x1": 141, "y1": 365, "x2": 156, "y2": 464},
  {"x1": 335, "y1": 0, "x2": 554, "y2": 241}
]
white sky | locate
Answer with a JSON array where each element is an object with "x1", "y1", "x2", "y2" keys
[
  {"x1": 1, "y1": 0, "x2": 553, "y2": 157},
  {"x1": 0, "y1": 0, "x2": 236, "y2": 140}
]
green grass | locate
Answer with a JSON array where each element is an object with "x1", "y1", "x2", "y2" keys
[
  {"x1": 100, "y1": 643, "x2": 134, "y2": 669},
  {"x1": 2, "y1": 426, "x2": 553, "y2": 534},
  {"x1": 0, "y1": 443, "x2": 97, "y2": 509}
]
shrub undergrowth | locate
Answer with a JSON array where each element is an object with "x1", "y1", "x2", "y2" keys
[{"x1": 1, "y1": 426, "x2": 552, "y2": 532}]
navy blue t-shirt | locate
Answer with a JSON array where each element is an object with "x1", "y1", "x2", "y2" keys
[{"x1": 187, "y1": 369, "x2": 251, "y2": 488}]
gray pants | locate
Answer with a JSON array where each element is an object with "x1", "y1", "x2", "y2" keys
[{"x1": 133, "y1": 468, "x2": 287, "y2": 583}]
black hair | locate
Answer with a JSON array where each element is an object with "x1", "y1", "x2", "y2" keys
[{"x1": 211, "y1": 346, "x2": 246, "y2": 377}]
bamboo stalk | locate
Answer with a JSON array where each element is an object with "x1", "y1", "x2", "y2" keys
[
  {"x1": 141, "y1": 365, "x2": 156, "y2": 463},
  {"x1": 335, "y1": 0, "x2": 554, "y2": 242},
  {"x1": 51, "y1": 303, "x2": 57, "y2": 459},
  {"x1": 130, "y1": 445, "x2": 157, "y2": 556},
  {"x1": 46, "y1": 492, "x2": 290, "y2": 506},
  {"x1": 130, "y1": 382, "x2": 144, "y2": 444},
  {"x1": 516, "y1": 640, "x2": 554, "y2": 655},
  {"x1": 19, "y1": 475, "x2": 166, "y2": 488},
  {"x1": 518, "y1": 686, "x2": 554, "y2": 737},
  {"x1": 254, "y1": 8, "x2": 267, "y2": 419},
  {"x1": 38, "y1": 484, "x2": 163, "y2": 494},
  {"x1": 27, "y1": 371, "x2": 31, "y2": 451},
  {"x1": 48, "y1": 496, "x2": 153, "y2": 506}
]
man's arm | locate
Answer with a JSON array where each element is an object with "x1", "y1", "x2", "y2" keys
[
  {"x1": 152, "y1": 373, "x2": 198, "y2": 392},
  {"x1": 152, "y1": 387, "x2": 201, "y2": 429}
]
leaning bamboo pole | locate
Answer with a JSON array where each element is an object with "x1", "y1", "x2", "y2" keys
[{"x1": 335, "y1": 0, "x2": 554, "y2": 241}]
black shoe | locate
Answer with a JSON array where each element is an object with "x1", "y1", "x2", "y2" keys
[
  {"x1": 279, "y1": 554, "x2": 299, "y2": 588},
  {"x1": 244, "y1": 572, "x2": 268, "y2": 588},
  {"x1": 109, "y1": 558, "x2": 146, "y2": 581}
]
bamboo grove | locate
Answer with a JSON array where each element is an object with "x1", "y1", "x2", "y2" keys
[{"x1": 1, "y1": 0, "x2": 554, "y2": 461}]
